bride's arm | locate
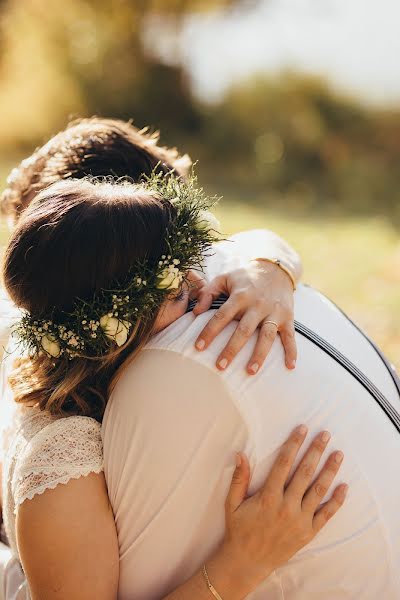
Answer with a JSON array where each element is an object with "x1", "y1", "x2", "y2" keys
[
  {"x1": 16, "y1": 428, "x2": 346, "y2": 600},
  {"x1": 194, "y1": 229, "x2": 302, "y2": 373}
]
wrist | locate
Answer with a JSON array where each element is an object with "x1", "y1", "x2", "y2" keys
[
  {"x1": 206, "y1": 543, "x2": 273, "y2": 599},
  {"x1": 251, "y1": 257, "x2": 297, "y2": 291}
]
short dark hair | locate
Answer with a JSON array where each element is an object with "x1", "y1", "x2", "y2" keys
[{"x1": 1, "y1": 117, "x2": 191, "y2": 222}]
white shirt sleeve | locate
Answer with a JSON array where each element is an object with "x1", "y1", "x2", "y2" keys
[
  {"x1": 207, "y1": 229, "x2": 302, "y2": 282},
  {"x1": 12, "y1": 416, "x2": 103, "y2": 510}
]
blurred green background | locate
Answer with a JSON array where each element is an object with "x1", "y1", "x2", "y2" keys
[{"x1": 0, "y1": 0, "x2": 399, "y2": 367}]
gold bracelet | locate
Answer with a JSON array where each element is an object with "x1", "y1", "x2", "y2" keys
[
  {"x1": 252, "y1": 257, "x2": 297, "y2": 291},
  {"x1": 202, "y1": 564, "x2": 224, "y2": 600}
]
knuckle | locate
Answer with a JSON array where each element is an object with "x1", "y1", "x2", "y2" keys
[
  {"x1": 291, "y1": 431, "x2": 304, "y2": 445},
  {"x1": 262, "y1": 327, "x2": 276, "y2": 342},
  {"x1": 312, "y1": 438, "x2": 327, "y2": 453},
  {"x1": 283, "y1": 327, "x2": 295, "y2": 340},
  {"x1": 212, "y1": 310, "x2": 226, "y2": 322},
  {"x1": 323, "y1": 508, "x2": 334, "y2": 522},
  {"x1": 254, "y1": 297, "x2": 267, "y2": 311},
  {"x1": 325, "y1": 459, "x2": 339, "y2": 474},
  {"x1": 237, "y1": 323, "x2": 253, "y2": 338},
  {"x1": 232, "y1": 290, "x2": 247, "y2": 303},
  {"x1": 231, "y1": 472, "x2": 243, "y2": 486},
  {"x1": 277, "y1": 503, "x2": 293, "y2": 521},
  {"x1": 260, "y1": 491, "x2": 277, "y2": 510},
  {"x1": 314, "y1": 482, "x2": 327, "y2": 498},
  {"x1": 277, "y1": 452, "x2": 291, "y2": 469},
  {"x1": 301, "y1": 463, "x2": 314, "y2": 478}
]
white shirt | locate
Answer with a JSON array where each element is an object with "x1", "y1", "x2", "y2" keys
[{"x1": 102, "y1": 243, "x2": 400, "y2": 599}]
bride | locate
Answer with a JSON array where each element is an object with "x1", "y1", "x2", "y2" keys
[{"x1": 0, "y1": 174, "x2": 346, "y2": 599}]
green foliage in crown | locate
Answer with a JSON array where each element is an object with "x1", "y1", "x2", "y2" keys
[{"x1": 13, "y1": 171, "x2": 220, "y2": 360}]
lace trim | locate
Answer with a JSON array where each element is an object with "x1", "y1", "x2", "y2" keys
[
  {"x1": 13, "y1": 463, "x2": 104, "y2": 511},
  {"x1": 11, "y1": 413, "x2": 103, "y2": 511}
]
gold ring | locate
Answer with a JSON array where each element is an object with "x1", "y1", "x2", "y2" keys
[{"x1": 263, "y1": 320, "x2": 279, "y2": 329}]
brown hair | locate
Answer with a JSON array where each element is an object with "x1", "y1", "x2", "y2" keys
[
  {"x1": 1, "y1": 117, "x2": 191, "y2": 223},
  {"x1": 3, "y1": 178, "x2": 176, "y2": 420}
]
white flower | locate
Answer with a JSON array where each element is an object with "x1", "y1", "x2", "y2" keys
[
  {"x1": 100, "y1": 315, "x2": 131, "y2": 347},
  {"x1": 196, "y1": 210, "x2": 220, "y2": 235},
  {"x1": 41, "y1": 334, "x2": 61, "y2": 358},
  {"x1": 156, "y1": 266, "x2": 183, "y2": 290}
]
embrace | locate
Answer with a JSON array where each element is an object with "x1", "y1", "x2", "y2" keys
[{"x1": 0, "y1": 118, "x2": 399, "y2": 600}]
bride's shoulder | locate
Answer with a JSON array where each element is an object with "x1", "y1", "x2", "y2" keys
[{"x1": 11, "y1": 410, "x2": 103, "y2": 507}]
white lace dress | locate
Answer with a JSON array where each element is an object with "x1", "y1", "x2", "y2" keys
[{"x1": 1, "y1": 405, "x2": 103, "y2": 598}]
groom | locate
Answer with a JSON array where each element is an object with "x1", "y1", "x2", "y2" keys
[{"x1": 102, "y1": 249, "x2": 400, "y2": 597}]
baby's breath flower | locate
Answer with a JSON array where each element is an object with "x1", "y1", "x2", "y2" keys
[{"x1": 13, "y1": 171, "x2": 219, "y2": 360}]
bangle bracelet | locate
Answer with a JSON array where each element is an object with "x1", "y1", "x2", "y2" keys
[
  {"x1": 252, "y1": 257, "x2": 297, "y2": 291},
  {"x1": 202, "y1": 564, "x2": 224, "y2": 600}
]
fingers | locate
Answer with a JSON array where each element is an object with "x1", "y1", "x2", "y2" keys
[
  {"x1": 279, "y1": 322, "x2": 297, "y2": 370},
  {"x1": 313, "y1": 484, "x2": 348, "y2": 533},
  {"x1": 192, "y1": 275, "x2": 225, "y2": 316},
  {"x1": 285, "y1": 431, "x2": 332, "y2": 502},
  {"x1": 261, "y1": 425, "x2": 308, "y2": 495},
  {"x1": 195, "y1": 296, "x2": 237, "y2": 353},
  {"x1": 246, "y1": 319, "x2": 279, "y2": 375},
  {"x1": 302, "y1": 450, "x2": 344, "y2": 513},
  {"x1": 216, "y1": 310, "x2": 260, "y2": 371},
  {"x1": 225, "y1": 453, "x2": 251, "y2": 514}
]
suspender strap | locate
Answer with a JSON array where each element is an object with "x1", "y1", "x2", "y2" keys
[
  {"x1": 186, "y1": 295, "x2": 400, "y2": 433},
  {"x1": 294, "y1": 320, "x2": 400, "y2": 433},
  {"x1": 302, "y1": 284, "x2": 400, "y2": 397}
]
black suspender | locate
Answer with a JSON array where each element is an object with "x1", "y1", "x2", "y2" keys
[
  {"x1": 187, "y1": 294, "x2": 400, "y2": 433},
  {"x1": 294, "y1": 319, "x2": 400, "y2": 433}
]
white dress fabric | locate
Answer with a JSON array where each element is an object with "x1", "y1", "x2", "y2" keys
[{"x1": 102, "y1": 242, "x2": 400, "y2": 599}]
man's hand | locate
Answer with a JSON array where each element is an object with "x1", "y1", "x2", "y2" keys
[{"x1": 193, "y1": 260, "x2": 297, "y2": 374}]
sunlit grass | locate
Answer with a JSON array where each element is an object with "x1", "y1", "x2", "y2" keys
[{"x1": 216, "y1": 201, "x2": 400, "y2": 370}]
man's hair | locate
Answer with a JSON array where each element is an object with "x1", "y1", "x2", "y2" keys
[{"x1": 1, "y1": 117, "x2": 191, "y2": 223}]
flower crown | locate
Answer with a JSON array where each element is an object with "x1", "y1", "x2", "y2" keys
[{"x1": 13, "y1": 172, "x2": 220, "y2": 360}]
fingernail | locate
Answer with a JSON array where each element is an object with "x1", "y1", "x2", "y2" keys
[
  {"x1": 289, "y1": 359, "x2": 296, "y2": 369},
  {"x1": 335, "y1": 451, "x2": 344, "y2": 464},
  {"x1": 297, "y1": 424, "x2": 308, "y2": 435},
  {"x1": 321, "y1": 431, "x2": 331, "y2": 443},
  {"x1": 235, "y1": 453, "x2": 242, "y2": 468},
  {"x1": 196, "y1": 339, "x2": 205, "y2": 351},
  {"x1": 218, "y1": 358, "x2": 228, "y2": 370},
  {"x1": 249, "y1": 363, "x2": 259, "y2": 374}
]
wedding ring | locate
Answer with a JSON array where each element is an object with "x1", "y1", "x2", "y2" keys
[{"x1": 263, "y1": 320, "x2": 279, "y2": 329}]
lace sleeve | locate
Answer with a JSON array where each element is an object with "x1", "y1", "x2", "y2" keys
[{"x1": 12, "y1": 416, "x2": 103, "y2": 510}]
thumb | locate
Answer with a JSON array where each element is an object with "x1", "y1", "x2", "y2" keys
[
  {"x1": 225, "y1": 453, "x2": 251, "y2": 513},
  {"x1": 193, "y1": 275, "x2": 227, "y2": 316}
]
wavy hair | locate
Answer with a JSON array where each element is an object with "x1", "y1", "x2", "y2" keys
[
  {"x1": 3, "y1": 178, "x2": 177, "y2": 421},
  {"x1": 1, "y1": 116, "x2": 191, "y2": 224}
]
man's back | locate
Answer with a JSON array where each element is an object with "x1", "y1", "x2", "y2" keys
[{"x1": 102, "y1": 284, "x2": 400, "y2": 599}]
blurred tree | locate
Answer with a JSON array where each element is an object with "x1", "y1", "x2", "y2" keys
[
  {"x1": 0, "y1": 0, "x2": 257, "y2": 149},
  {"x1": 199, "y1": 72, "x2": 400, "y2": 219}
]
